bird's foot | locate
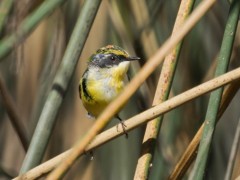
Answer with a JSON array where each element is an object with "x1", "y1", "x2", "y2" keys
[
  {"x1": 86, "y1": 112, "x2": 95, "y2": 120},
  {"x1": 116, "y1": 119, "x2": 128, "y2": 138},
  {"x1": 84, "y1": 150, "x2": 94, "y2": 160}
]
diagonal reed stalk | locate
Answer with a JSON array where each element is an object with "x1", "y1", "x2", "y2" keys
[{"x1": 46, "y1": 0, "x2": 217, "y2": 178}]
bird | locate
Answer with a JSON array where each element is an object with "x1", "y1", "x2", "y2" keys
[{"x1": 79, "y1": 45, "x2": 140, "y2": 138}]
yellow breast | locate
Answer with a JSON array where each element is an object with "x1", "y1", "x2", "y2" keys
[{"x1": 79, "y1": 61, "x2": 130, "y2": 117}]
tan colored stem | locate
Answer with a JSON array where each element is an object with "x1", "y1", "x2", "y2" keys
[{"x1": 134, "y1": 0, "x2": 195, "y2": 178}]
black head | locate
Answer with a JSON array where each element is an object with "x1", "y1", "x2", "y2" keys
[{"x1": 88, "y1": 45, "x2": 140, "y2": 68}]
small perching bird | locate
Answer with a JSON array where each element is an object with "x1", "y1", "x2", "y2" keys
[{"x1": 79, "y1": 45, "x2": 140, "y2": 137}]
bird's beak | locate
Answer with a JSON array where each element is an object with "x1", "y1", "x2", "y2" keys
[{"x1": 126, "y1": 56, "x2": 141, "y2": 61}]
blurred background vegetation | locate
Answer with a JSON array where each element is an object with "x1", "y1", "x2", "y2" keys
[{"x1": 0, "y1": 0, "x2": 240, "y2": 179}]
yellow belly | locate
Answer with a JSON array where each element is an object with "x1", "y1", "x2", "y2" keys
[
  {"x1": 82, "y1": 101, "x2": 108, "y2": 117},
  {"x1": 80, "y1": 64, "x2": 129, "y2": 117}
]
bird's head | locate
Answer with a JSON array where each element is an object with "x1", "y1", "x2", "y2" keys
[{"x1": 88, "y1": 45, "x2": 140, "y2": 69}]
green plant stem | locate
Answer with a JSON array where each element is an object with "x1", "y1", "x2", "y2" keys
[
  {"x1": 134, "y1": 0, "x2": 195, "y2": 179},
  {"x1": 20, "y1": 0, "x2": 102, "y2": 173},
  {"x1": 0, "y1": 0, "x2": 65, "y2": 60},
  {"x1": 191, "y1": 1, "x2": 240, "y2": 179},
  {"x1": 0, "y1": 0, "x2": 13, "y2": 34}
]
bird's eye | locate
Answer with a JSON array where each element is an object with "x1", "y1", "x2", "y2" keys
[{"x1": 110, "y1": 56, "x2": 115, "y2": 61}]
